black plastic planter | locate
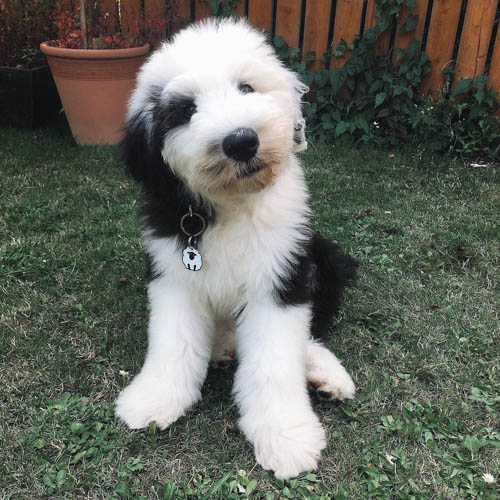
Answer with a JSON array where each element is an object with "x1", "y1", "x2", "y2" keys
[{"x1": 0, "y1": 65, "x2": 61, "y2": 129}]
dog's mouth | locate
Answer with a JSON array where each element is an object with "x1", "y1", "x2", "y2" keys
[
  {"x1": 236, "y1": 158, "x2": 268, "y2": 179},
  {"x1": 202, "y1": 142, "x2": 283, "y2": 193}
]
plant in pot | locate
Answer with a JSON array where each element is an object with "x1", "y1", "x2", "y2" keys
[
  {"x1": 0, "y1": 0, "x2": 61, "y2": 129},
  {"x1": 41, "y1": 0, "x2": 168, "y2": 145}
]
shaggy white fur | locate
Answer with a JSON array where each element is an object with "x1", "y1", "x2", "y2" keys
[{"x1": 116, "y1": 18, "x2": 355, "y2": 479}]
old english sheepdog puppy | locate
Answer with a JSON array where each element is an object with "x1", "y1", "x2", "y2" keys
[{"x1": 116, "y1": 18, "x2": 357, "y2": 479}]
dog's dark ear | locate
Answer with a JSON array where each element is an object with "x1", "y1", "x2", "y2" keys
[
  {"x1": 120, "y1": 111, "x2": 153, "y2": 184},
  {"x1": 120, "y1": 86, "x2": 168, "y2": 187}
]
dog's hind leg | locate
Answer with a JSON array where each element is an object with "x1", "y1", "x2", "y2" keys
[{"x1": 306, "y1": 339, "x2": 355, "y2": 401}]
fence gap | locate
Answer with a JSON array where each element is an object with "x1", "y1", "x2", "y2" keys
[
  {"x1": 326, "y1": 0, "x2": 338, "y2": 69},
  {"x1": 484, "y1": 1, "x2": 500, "y2": 74},
  {"x1": 298, "y1": 0, "x2": 307, "y2": 57},
  {"x1": 421, "y1": 0, "x2": 434, "y2": 51},
  {"x1": 271, "y1": 0, "x2": 278, "y2": 37},
  {"x1": 454, "y1": 0, "x2": 498, "y2": 83},
  {"x1": 359, "y1": 0, "x2": 369, "y2": 40}
]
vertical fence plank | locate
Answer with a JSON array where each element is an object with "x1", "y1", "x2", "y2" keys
[
  {"x1": 303, "y1": 0, "x2": 332, "y2": 69},
  {"x1": 176, "y1": 0, "x2": 192, "y2": 20},
  {"x1": 120, "y1": 0, "x2": 142, "y2": 34},
  {"x1": 364, "y1": 0, "x2": 391, "y2": 54},
  {"x1": 100, "y1": 0, "x2": 119, "y2": 34},
  {"x1": 275, "y1": 0, "x2": 302, "y2": 47},
  {"x1": 393, "y1": 0, "x2": 428, "y2": 59},
  {"x1": 454, "y1": 0, "x2": 497, "y2": 82},
  {"x1": 195, "y1": 0, "x2": 211, "y2": 20},
  {"x1": 420, "y1": 0, "x2": 463, "y2": 95},
  {"x1": 144, "y1": 0, "x2": 165, "y2": 21},
  {"x1": 331, "y1": 0, "x2": 364, "y2": 68},
  {"x1": 248, "y1": 0, "x2": 274, "y2": 32}
]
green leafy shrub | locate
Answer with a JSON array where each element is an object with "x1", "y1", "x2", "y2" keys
[{"x1": 205, "y1": 0, "x2": 500, "y2": 160}]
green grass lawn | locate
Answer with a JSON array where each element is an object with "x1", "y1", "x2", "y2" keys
[{"x1": 1, "y1": 124, "x2": 498, "y2": 499}]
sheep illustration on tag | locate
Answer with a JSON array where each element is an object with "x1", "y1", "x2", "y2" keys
[{"x1": 182, "y1": 246, "x2": 203, "y2": 271}]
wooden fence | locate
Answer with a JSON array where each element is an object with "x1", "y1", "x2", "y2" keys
[{"x1": 103, "y1": 0, "x2": 500, "y2": 96}]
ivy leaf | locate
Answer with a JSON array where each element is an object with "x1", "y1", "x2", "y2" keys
[
  {"x1": 375, "y1": 92, "x2": 386, "y2": 108},
  {"x1": 474, "y1": 75, "x2": 489, "y2": 104},
  {"x1": 335, "y1": 121, "x2": 350, "y2": 136},
  {"x1": 302, "y1": 71, "x2": 314, "y2": 87},
  {"x1": 369, "y1": 80, "x2": 383, "y2": 94},
  {"x1": 274, "y1": 36, "x2": 284, "y2": 49},
  {"x1": 469, "y1": 104, "x2": 486, "y2": 121},
  {"x1": 407, "y1": 39, "x2": 419, "y2": 59},
  {"x1": 315, "y1": 70, "x2": 329, "y2": 88},
  {"x1": 452, "y1": 78, "x2": 473, "y2": 97},
  {"x1": 209, "y1": 0, "x2": 221, "y2": 14},
  {"x1": 400, "y1": 14, "x2": 419, "y2": 34},
  {"x1": 330, "y1": 68, "x2": 347, "y2": 94},
  {"x1": 354, "y1": 115, "x2": 369, "y2": 134},
  {"x1": 393, "y1": 86, "x2": 406, "y2": 97},
  {"x1": 376, "y1": 108, "x2": 391, "y2": 118}
]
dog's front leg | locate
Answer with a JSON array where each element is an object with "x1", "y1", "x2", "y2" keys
[
  {"x1": 116, "y1": 279, "x2": 213, "y2": 430},
  {"x1": 233, "y1": 299, "x2": 326, "y2": 479}
]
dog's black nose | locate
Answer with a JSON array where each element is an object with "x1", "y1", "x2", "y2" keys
[{"x1": 222, "y1": 128, "x2": 259, "y2": 162}]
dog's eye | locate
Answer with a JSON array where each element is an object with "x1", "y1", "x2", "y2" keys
[
  {"x1": 239, "y1": 83, "x2": 254, "y2": 94},
  {"x1": 184, "y1": 102, "x2": 197, "y2": 120}
]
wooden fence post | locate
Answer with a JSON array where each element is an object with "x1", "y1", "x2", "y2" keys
[
  {"x1": 303, "y1": 0, "x2": 332, "y2": 69},
  {"x1": 454, "y1": 0, "x2": 497, "y2": 83},
  {"x1": 275, "y1": 0, "x2": 302, "y2": 48},
  {"x1": 248, "y1": 0, "x2": 274, "y2": 32},
  {"x1": 420, "y1": 0, "x2": 463, "y2": 95},
  {"x1": 331, "y1": 0, "x2": 365, "y2": 69}
]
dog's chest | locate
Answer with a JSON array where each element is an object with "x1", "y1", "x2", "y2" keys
[{"x1": 192, "y1": 210, "x2": 294, "y2": 306}]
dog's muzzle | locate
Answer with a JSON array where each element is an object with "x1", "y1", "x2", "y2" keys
[{"x1": 222, "y1": 128, "x2": 259, "y2": 162}]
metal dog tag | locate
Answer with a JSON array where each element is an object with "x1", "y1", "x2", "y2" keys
[{"x1": 182, "y1": 245, "x2": 203, "y2": 271}]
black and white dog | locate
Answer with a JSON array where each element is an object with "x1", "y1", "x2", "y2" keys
[{"x1": 116, "y1": 18, "x2": 357, "y2": 479}]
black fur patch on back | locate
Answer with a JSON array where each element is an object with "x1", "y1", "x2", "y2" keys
[
  {"x1": 309, "y1": 234, "x2": 357, "y2": 340},
  {"x1": 120, "y1": 88, "x2": 213, "y2": 245},
  {"x1": 274, "y1": 232, "x2": 357, "y2": 340}
]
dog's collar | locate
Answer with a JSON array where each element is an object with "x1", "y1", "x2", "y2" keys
[
  {"x1": 180, "y1": 205, "x2": 207, "y2": 272},
  {"x1": 179, "y1": 204, "x2": 207, "y2": 239}
]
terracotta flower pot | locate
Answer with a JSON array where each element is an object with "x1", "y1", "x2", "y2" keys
[{"x1": 40, "y1": 43, "x2": 149, "y2": 145}]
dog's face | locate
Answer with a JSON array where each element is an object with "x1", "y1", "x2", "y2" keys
[{"x1": 125, "y1": 19, "x2": 307, "y2": 199}]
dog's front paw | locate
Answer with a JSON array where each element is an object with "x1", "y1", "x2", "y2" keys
[
  {"x1": 244, "y1": 415, "x2": 326, "y2": 480},
  {"x1": 115, "y1": 374, "x2": 198, "y2": 430}
]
